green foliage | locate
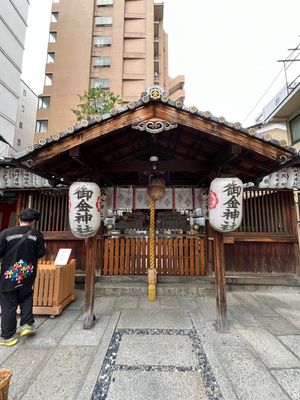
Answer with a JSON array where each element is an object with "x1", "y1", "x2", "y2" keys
[{"x1": 72, "y1": 87, "x2": 122, "y2": 121}]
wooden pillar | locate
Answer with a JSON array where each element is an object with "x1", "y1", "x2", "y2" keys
[
  {"x1": 83, "y1": 235, "x2": 97, "y2": 329},
  {"x1": 213, "y1": 230, "x2": 228, "y2": 332}
]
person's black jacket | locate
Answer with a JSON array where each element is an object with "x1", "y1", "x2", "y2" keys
[{"x1": 0, "y1": 226, "x2": 46, "y2": 291}]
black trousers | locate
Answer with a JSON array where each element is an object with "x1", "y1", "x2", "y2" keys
[{"x1": 0, "y1": 285, "x2": 35, "y2": 339}]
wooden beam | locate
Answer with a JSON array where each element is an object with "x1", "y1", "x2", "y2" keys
[
  {"x1": 210, "y1": 143, "x2": 242, "y2": 169},
  {"x1": 97, "y1": 160, "x2": 209, "y2": 172},
  {"x1": 154, "y1": 104, "x2": 293, "y2": 162},
  {"x1": 83, "y1": 235, "x2": 97, "y2": 329},
  {"x1": 213, "y1": 229, "x2": 228, "y2": 332},
  {"x1": 23, "y1": 105, "x2": 155, "y2": 167}
]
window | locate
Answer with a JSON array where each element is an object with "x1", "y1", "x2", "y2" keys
[
  {"x1": 95, "y1": 16, "x2": 112, "y2": 26},
  {"x1": 47, "y1": 52, "x2": 55, "y2": 63},
  {"x1": 36, "y1": 120, "x2": 48, "y2": 133},
  {"x1": 290, "y1": 114, "x2": 300, "y2": 144},
  {"x1": 91, "y1": 78, "x2": 110, "y2": 89},
  {"x1": 94, "y1": 36, "x2": 112, "y2": 47},
  {"x1": 21, "y1": 105, "x2": 25, "y2": 112},
  {"x1": 38, "y1": 96, "x2": 51, "y2": 109},
  {"x1": 51, "y1": 12, "x2": 59, "y2": 22},
  {"x1": 45, "y1": 74, "x2": 53, "y2": 86},
  {"x1": 97, "y1": 0, "x2": 113, "y2": 6},
  {"x1": 17, "y1": 139, "x2": 21, "y2": 146},
  {"x1": 19, "y1": 122, "x2": 23, "y2": 129},
  {"x1": 93, "y1": 56, "x2": 111, "y2": 67},
  {"x1": 49, "y1": 32, "x2": 57, "y2": 43},
  {"x1": 23, "y1": 89, "x2": 26, "y2": 96}
]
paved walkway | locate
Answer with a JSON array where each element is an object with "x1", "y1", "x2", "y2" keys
[{"x1": 1, "y1": 289, "x2": 300, "y2": 400}]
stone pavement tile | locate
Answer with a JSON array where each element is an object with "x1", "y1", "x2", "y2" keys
[
  {"x1": 237, "y1": 327, "x2": 300, "y2": 368},
  {"x1": 257, "y1": 316, "x2": 300, "y2": 335},
  {"x1": 159, "y1": 296, "x2": 180, "y2": 309},
  {"x1": 116, "y1": 335, "x2": 197, "y2": 367},
  {"x1": 217, "y1": 345, "x2": 290, "y2": 400},
  {"x1": 194, "y1": 297, "x2": 216, "y2": 320},
  {"x1": 275, "y1": 308, "x2": 300, "y2": 330},
  {"x1": 2, "y1": 348, "x2": 47, "y2": 399},
  {"x1": 22, "y1": 346, "x2": 95, "y2": 400},
  {"x1": 114, "y1": 296, "x2": 139, "y2": 310},
  {"x1": 138, "y1": 297, "x2": 161, "y2": 309},
  {"x1": 228, "y1": 304, "x2": 262, "y2": 327},
  {"x1": 23, "y1": 310, "x2": 80, "y2": 347},
  {"x1": 226, "y1": 293, "x2": 241, "y2": 306},
  {"x1": 273, "y1": 293, "x2": 300, "y2": 309},
  {"x1": 232, "y1": 293, "x2": 278, "y2": 317},
  {"x1": 76, "y1": 312, "x2": 120, "y2": 400},
  {"x1": 60, "y1": 315, "x2": 110, "y2": 346},
  {"x1": 106, "y1": 371, "x2": 208, "y2": 400},
  {"x1": 253, "y1": 293, "x2": 292, "y2": 310},
  {"x1": 178, "y1": 297, "x2": 199, "y2": 312},
  {"x1": 191, "y1": 314, "x2": 248, "y2": 348},
  {"x1": 94, "y1": 296, "x2": 117, "y2": 314},
  {"x1": 65, "y1": 288, "x2": 85, "y2": 311},
  {"x1": 271, "y1": 369, "x2": 300, "y2": 400},
  {"x1": 278, "y1": 335, "x2": 300, "y2": 358},
  {"x1": 117, "y1": 310, "x2": 192, "y2": 329},
  {"x1": 0, "y1": 345, "x2": 18, "y2": 365}
]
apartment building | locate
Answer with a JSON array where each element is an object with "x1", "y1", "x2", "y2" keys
[
  {"x1": 0, "y1": 0, "x2": 30, "y2": 156},
  {"x1": 36, "y1": 0, "x2": 184, "y2": 139},
  {"x1": 14, "y1": 80, "x2": 38, "y2": 151}
]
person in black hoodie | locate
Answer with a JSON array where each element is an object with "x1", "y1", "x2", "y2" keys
[{"x1": 0, "y1": 208, "x2": 46, "y2": 346}]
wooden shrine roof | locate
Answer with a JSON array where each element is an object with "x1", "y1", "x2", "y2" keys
[{"x1": 15, "y1": 87, "x2": 299, "y2": 187}]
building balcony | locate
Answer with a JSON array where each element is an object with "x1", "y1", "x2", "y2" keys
[
  {"x1": 169, "y1": 89, "x2": 185, "y2": 103},
  {"x1": 168, "y1": 75, "x2": 185, "y2": 95}
]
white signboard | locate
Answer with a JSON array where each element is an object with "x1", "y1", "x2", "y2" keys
[{"x1": 54, "y1": 248, "x2": 72, "y2": 266}]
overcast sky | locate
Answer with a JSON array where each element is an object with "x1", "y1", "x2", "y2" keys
[{"x1": 22, "y1": 0, "x2": 300, "y2": 126}]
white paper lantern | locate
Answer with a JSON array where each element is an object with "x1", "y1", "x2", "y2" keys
[
  {"x1": 100, "y1": 188, "x2": 108, "y2": 220},
  {"x1": 278, "y1": 169, "x2": 288, "y2": 189},
  {"x1": 33, "y1": 174, "x2": 43, "y2": 188},
  {"x1": 268, "y1": 172, "x2": 279, "y2": 189},
  {"x1": 297, "y1": 168, "x2": 300, "y2": 190},
  {"x1": 12, "y1": 168, "x2": 24, "y2": 188},
  {"x1": 4, "y1": 168, "x2": 14, "y2": 188},
  {"x1": 0, "y1": 169, "x2": 6, "y2": 189},
  {"x1": 69, "y1": 182, "x2": 101, "y2": 238},
  {"x1": 23, "y1": 170, "x2": 33, "y2": 188},
  {"x1": 209, "y1": 177, "x2": 243, "y2": 232},
  {"x1": 286, "y1": 167, "x2": 298, "y2": 189},
  {"x1": 258, "y1": 174, "x2": 271, "y2": 189}
]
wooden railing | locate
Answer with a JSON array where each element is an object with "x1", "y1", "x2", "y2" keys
[{"x1": 103, "y1": 237, "x2": 205, "y2": 276}]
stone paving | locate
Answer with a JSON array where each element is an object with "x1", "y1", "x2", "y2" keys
[{"x1": 0, "y1": 289, "x2": 300, "y2": 400}]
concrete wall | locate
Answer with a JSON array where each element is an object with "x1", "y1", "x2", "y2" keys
[{"x1": 0, "y1": 0, "x2": 29, "y2": 155}]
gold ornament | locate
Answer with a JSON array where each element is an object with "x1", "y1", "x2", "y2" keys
[
  {"x1": 263, "y1": 133, "x2": 272, "y2": 141},
  {"x1": 204, "y1": 111, "x2": 212, "y2": 118},
  {"x1": 81, "y1": 119, "x2": 89, "y2": 127},
  {"x1": 248, "y1": 128, "x2": 257, "y2": 136},
  {"x1": 51, "y1": 133, "x2": 60, "y2": 141},
  {"x1": 189, "y1": 106, "x2": 198, "y2": 114},
  {"x1": 127, "y1": 101, "x2": 137, "y2": 110},
  {"x1": 67, "y1": 126, "x2": 75, "y2": 133},
  {"x1": 175, "y1": 100, "x2": 183, "y2": 109},
  {"x1": 38, "y1": 138, "x2": 47, "y2": 146},
  {"x1": 149, "y1": 88, "x2": 161, "y2": 100},
  {"x1": 279, "y1": 139, "x2": 287, "y2": 147},
  {"x1": 234, "y1": 122, "x2": 242, "y2": 129},
  {"x1": 110, "y1": 108, "x2": 118, "y2": 116},
  {"x1": 141, "y1": 95, "x2": 150, "y2": 103},
  {"x1": 161, "y1": 94, "x2": 169, "y2": 103},
  {"x1": 94, "y1": 114, "x2": 102, "y2": 122},
  {"x1": 218, "y1": 116, "x2": 226, "y2": 124},
  {"x1": 26, "y1": 144, "x2": 34, "y2": 152}
]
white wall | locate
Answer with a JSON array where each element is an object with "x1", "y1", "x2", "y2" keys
[{"x1": 0, "y1": 0, "x2": 29, "y2": 156}]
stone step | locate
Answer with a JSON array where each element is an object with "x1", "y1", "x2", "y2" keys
[{"x1": 85, "y1": 274, "x2": 300, "y2": 297}]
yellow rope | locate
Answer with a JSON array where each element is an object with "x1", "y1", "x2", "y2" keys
[{"x1": 149, "y1": 198, "x2": 155, "y2": 269}]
